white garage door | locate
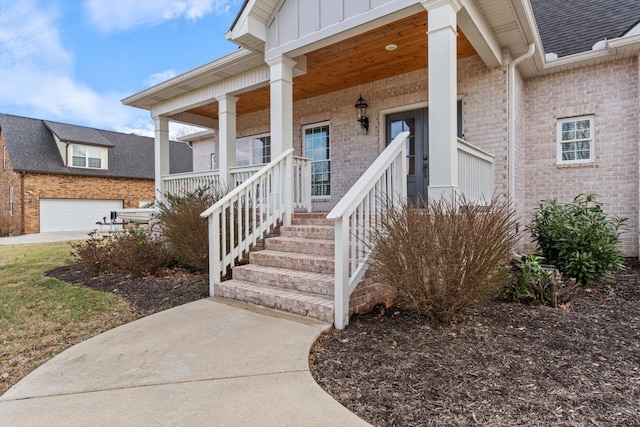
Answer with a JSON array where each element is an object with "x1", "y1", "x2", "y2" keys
[{"x1": 40, "y1": 199, "x2": 123, "y2": 232}]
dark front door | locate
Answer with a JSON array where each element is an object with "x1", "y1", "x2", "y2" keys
[{"x1": 386, "y1": 108, "x2": 429, "y2": 203}]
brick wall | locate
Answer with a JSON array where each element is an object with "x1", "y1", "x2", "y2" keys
[
  {"x1": 231, "y1": 54, "x2": 508, "y2": 212},
  {"x1": 523, "y1": 57, "x2": 639, "y2": 256},
  {"x1": 22, "y1": 173, "x2": 154, "y2": 233},
  {"x1": 0, "y1": 134, "x2": 23, "y2": 235}
]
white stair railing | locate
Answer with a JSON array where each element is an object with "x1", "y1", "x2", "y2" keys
[
  {"x1": 327, "y1": 131, "x2": 409, "y2": 329},
  {"x1": 200, "y1": 149, "x2": 296, "y2": 294},
  {"x1": 457, "y1": 138, "x2": 494, "y2": 204}
]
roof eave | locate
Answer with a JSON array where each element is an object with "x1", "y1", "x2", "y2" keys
[
  {"x1": 541, "y1": 33, "x2": 640, "y2": 75},
  {"x1": 121, "y1": 48, "x2": 259, "y2": 110}
]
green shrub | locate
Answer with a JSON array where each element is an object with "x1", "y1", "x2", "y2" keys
[
  {"x1": 370, "y1": 195, "x2": 517, "y2": 323},
  {"x1": 502, "y1": 254, "x2": 579, "y2": 307},
  {"x1": 526, "y1": 194, "x2": 627, "y2": 286},
  {"x1": 157, "y1": 187, "x2": 225, "y2": 272},
  {"x1": 72, "y1": 229, "x2": 171, "y2": 277}
]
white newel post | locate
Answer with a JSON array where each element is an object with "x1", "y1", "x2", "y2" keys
[
  {"x1": 423, "y1": 0, "x2": 461, "y2": 201},
  {"x1": 154, "y1": 116, "x2": 170, "y2": 203},
  {"x1": 267, "y1": 55, "x2": 296, "y2": 225},
  {"x1": 216, "y1": 94, "x2": 238, "y2": 189}
]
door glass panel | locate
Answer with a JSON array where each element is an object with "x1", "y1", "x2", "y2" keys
[{"x1": 390, "y1": 118, "x2": 415, "y2": 176}]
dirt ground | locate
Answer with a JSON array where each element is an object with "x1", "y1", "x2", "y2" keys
[
  {"x1": 48, "y1": 260, "x2": 639, "y2": 426},
  {"x1": 310, "y1": 259, "x2": 640, "y2": 426}
]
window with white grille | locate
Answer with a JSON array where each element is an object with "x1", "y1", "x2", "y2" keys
[
  {"x1": 303, "y1": 122, "x2": 330, "y2": 197},
  {"x1": 557, "y1": 116, "x2": 595, "y2": 164},
  {"x1": 69, "y1": 144, "x2": 107, "y2": 169}
]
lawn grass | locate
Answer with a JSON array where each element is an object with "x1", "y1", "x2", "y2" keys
[{"x1": 0, "y1": 242, "x2": 135, "y2": 395}]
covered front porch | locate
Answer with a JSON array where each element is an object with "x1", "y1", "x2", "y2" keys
[{"x1": 122, "y1": 0, "x2": 533, "y2": 327}]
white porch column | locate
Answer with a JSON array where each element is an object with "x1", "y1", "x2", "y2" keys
[
  {"x1": 154, "y1": 116, "x2": 170, "y2": 203},
  {"x1": 216, "y1": 94, "x2": 238, "y2": 188},
  {"x1": 423, "y1": 0, "x2": 462, "y2": 201},
  {"x1": 267, "y1": 55, "x2": 297, "y2": 156}
]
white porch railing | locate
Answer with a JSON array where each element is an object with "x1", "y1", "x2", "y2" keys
[
  {"x1": 162, "y1": 170, "x2": 221, "y2": 197},
  {"x1": 457, "y1": 138, "x2": 495, "y2": 203},
  {"x1": 327, "y1": 131, "x2": 409, "y2": 330},
  {"x1": 201, "y1": 149, "x2": 307, "y2": 293},
  {"x1": 162, "y1": 158, "x2": 312, "y2": 205}
]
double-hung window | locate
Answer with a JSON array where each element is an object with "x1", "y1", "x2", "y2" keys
[
  {"x1": 235, "y1": 134, "x2": 271, "y2": 166},
  {"x1": 303, "y1": 122, "x2": 330, "y2": 197},
  {"x1": 71, "y1": 144, "x2": 105, "y2": 169},
  {"x1": 557, "y1": 116, "x2": 595, "y2": 164}
]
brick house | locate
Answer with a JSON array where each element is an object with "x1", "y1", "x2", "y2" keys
[
  {"x1": 0, "y1": 114, "x2": 192, "y2": 235},
  {"x1": 123, "y1": 0, "x2": 640, "y2": 327}
]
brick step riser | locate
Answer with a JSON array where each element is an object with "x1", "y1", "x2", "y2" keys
[
  {"x1": 280, "y1": 227, "x2": 334, "y2": 241},
  {"x1": 265, "y1": 238, "x2": 334, "y2": 257},
  {"x1": 214, "y1": 283, "x2": 334, "y2": 323},
  {"x1": 249, "y1": 252, "x2": 334, "y2": 275},
  {"x1": 291, "y1": 218, "x2": 334, "y2": 227},
  {"x1": 232, "y1": 267, "x2": 334, "y2": 296}
]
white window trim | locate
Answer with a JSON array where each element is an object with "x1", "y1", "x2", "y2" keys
[
  {"x1": 302, "y1": 121, "x2": 331, "y2": 199},
  {"x1": 67, "y1": 143, "x2": 108, "y2": 169},
  {"x1": 556, "y1": 115, "x2": 595, "y2": 165},
  {"x1": 235, "y1": 132, "x2": 271, "y2": 167},
  {"x1": 3, "y1": 146, "x2": 6, "y2": 170}
]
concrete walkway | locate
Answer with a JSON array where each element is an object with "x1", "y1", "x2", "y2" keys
[
  {"x1": 0, "y1": 299, "x2": 370, "y2": 426},
  {"x1": 0, "y1": 230, "x2": 93, "y2": 245}
]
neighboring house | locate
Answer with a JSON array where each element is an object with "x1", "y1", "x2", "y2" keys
[
  {"x1": 122, "y1": 0, "x2": 640, "y2": 327},
  {"x1": 0, "y1": 114, "x2": 192, "y2": 235}
]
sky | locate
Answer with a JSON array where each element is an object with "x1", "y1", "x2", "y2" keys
[{"x1": 0, "y1": 0, "x2": 245, "y2": 138}]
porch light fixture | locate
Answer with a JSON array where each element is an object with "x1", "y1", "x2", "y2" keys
[{"x1": 355, "y1": 95, "x2": 369, "y2": 131}]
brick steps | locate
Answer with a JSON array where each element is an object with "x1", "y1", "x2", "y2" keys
[
  {"x1": 265, "y1": 236, "x2": 334, "y2": 257},
  {"x1": 215, "y1": 213, "x2": 336, "y2": 323},
  {"x1": 250, "y1": 250, "x2": 334, "y2": 275},
  {"x1": 215, "y1": 280, "x2": 334, "y2": 323},
  {"x1": 232, "y1": 264, "x2": 334, "y2": 296}
]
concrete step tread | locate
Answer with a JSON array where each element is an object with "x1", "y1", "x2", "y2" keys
[
  {"x1": 219, "y1": 280, "x2": 334, "y2": 306},
  {"x1": 251, "y1": 249, "x2": 333, "y2": 262},
  {"x1": 233, "y1": 263, "x2": 334, "y2": 283},
  {"x1": 266, "y1": 236, "x2": 334, "y2": 245}
]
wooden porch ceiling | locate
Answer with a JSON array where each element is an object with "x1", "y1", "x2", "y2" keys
[{"x1": 186, "y1": 11, "x2": 477, "y2": 121}]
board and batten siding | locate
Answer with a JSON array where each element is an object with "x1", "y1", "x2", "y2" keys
[{"x1": 266, "y1": 0, "x2": 418, "y2": 54}]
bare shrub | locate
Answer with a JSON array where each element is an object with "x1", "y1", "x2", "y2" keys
[
  {"x1": 370, "y1": 195, "x2": 517, "y2": 323},
  {"x1": 157, "y1": 187, "x2": 226, "y2": 272},
  {"x1": 72, "y1": 229, "x2": 171, "y2": 277}
]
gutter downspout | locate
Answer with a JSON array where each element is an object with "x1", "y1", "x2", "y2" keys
[{"x1": 508, "y1": 43, "x2": 535, "y2": 203}]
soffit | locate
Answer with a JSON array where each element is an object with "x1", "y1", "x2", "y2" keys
[{"x1": 184, "y1": 11, "x2": 477, "y2": 121}]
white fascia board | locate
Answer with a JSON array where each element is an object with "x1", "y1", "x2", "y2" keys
[
  {"x1": 177, "y1": 129, "x2": 217, "y2": 142},
  {"x1": 122, "y1": 49, "x2": 258, "y2": 109},
  {"x1": 265, "y1": 0, "x2": 420, "y2": 60},
  {"x1": 511, "y1": 0, "x2": 547, "y2": 76},
  {"x1": 458, "y1": 0, "x2": 502, "y2": 68},
  {"x1": 542, "y1": 34, "x2": 640, "y2": 73},
  {"x1": 229, "y1": 13, "x2": 266, "y2": 43},
  {"x1": 150, "y1": 65, "x2": 270, "y2": 118}
]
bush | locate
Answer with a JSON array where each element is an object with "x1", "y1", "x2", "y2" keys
[
  {"x1": 72, "y1": 229, "x2": 171, "y2": 277},
  {"x1": 157, "y1": 187, "x2": 225, "y2": 271},
  {"x1": 526, "y1": 194, "x2": 627, "y2": 286},
  {"x1": 370, "y1": 195, "x2": 517, "y2": 323},
  {"x1": 502, "y1": 254, "x2": 579, "y2": 307}
]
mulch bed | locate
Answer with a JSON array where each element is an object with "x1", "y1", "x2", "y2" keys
[
  {"x1": 47, "y1": 265, "x2": 209, "y2": 316},
  {"x1": 309, "y1": 259, "x2": 640, "y2": 426},
  {"x1": 47, "y1": 260, "x2": 640, "y2": 426}
]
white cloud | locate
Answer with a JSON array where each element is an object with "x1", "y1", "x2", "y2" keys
[
  {"x1": 84, "y1": 0, "x2": 234, "y2": 33},
  {"x1": 144, "y1": 70, "x2": 178, "y2": 87},
  {"x1": 0, "y1": 0, "x2": 150, "y2": 132}
]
